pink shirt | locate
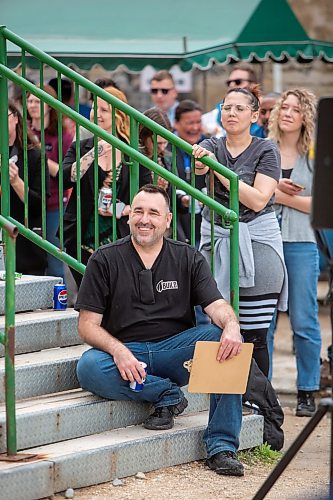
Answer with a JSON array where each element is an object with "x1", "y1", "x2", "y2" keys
[{"x1": 33, "y1": 128, "x2": 74, "y2": 210}]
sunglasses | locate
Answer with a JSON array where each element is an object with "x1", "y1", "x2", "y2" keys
[
  {"x1": 226, "y1": 79, "x2": 253, "y2": 87},
  {"x1": 150, "y1": 88, "x2": 174, "y2": 95}
]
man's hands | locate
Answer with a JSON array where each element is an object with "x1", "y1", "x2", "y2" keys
[
  {"x1": 78, "y1": 310, "x2": 146, "y2": 384},
  {"x1": 205, "y1": 299, "x2": 242, "y2": 362},
  {"x1": 113, "y1": 344, "x2": 147, "y2": 383},
  {"x1": 217, "y1": 321, "x2": 242, "y2": 362}
]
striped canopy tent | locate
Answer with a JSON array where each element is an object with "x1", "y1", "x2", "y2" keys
[{"x1": 3, "y1": 0, "x2": 333, "y2": 71}]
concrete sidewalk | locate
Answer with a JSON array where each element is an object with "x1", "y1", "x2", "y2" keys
[{"x1": 271, "y1": 280, "x2": 331, "y2": 396}]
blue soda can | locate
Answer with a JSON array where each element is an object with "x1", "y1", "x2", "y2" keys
[
  {"x1": 53, "y1": 284, "x2": 67, "y2": 310},
  {"x1": 129, "y1": 362, "x2": 147, "y2": 392}
]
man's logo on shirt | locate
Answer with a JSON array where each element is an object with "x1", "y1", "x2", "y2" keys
[{"x1": 156, "y1": 280, "x2": 178, "y2": 293}]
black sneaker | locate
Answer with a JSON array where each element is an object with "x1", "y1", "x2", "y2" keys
[
  {"x1": 206, "y1": 451, "x2": 244, "y2": 477},
  {"x1": 296, "y1": 391, "x2": 316, "y2": 417},
  {"x1": 143, "y1": 397, "x2": 188, "y2": 430},
  {"x1": 171, "y1": 397, "x2": 189, "y2": 416}
]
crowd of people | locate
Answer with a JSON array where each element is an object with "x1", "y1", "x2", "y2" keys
[{"x1": 4, "y1": 62, "x2": 328, "y2": 477}]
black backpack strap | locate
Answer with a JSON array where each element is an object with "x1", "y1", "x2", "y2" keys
[{"x1": 243, "y1": 359, "x2": 284, "y2": 451}]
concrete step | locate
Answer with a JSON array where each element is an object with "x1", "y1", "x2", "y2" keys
[
  {"x1": 0, "y1": 275, "x2": 62, "y2": 314},
  {"x1": 0, "y1": 345, "x2": 88, "y2": 402},
  {"x1": 0, "y1": 412, "x2": 264, "y2": 499},
  {"x1": 0, "y1": 308, "x2": 81, "y2": 357},
  {"x1": 0, "y1": 388, "x2": 210, "y2": 452}
]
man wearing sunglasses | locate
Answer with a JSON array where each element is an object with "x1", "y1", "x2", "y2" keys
[
  {"x1": 226, "y1": 62, "x2": 258, "y2": 90},
  {"x1": 75, "y1": 184, "x2": 244, "y2": 477},
  {"x1": 150, "y1": 70, "x2": 179, "y2": 126}
]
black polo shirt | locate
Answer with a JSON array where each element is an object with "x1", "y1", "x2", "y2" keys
[{"x1": 75, "y1": 236, "x2": 222, "y2": 342}]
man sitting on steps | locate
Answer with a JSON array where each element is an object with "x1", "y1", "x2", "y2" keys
[{"x1": 75, "y1": 184, "x2": 244, "y2": 477}]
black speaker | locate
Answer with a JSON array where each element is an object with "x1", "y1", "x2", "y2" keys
[{"x1": 312, "y1": 97, "x2": 333, "y2": 229}]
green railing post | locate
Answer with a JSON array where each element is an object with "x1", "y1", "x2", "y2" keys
[
  {"x1": 4, "y1": 229, "x2": 17, "y2": 455},
  {"x1": 129, "y1": 117, "x2": 139, "y2": 202},
  {"x1": 0, "y1": 26, "x2": 10, "y2": 220},
  {"x1": 21, "y1": 50, "x2": 29, "y2": 228},
  {"x1": 0, "y1": 216, "x2": 18, "y2": 456},
  {"x1": 1, "y1": 29, "x2": 18, "y2": 455}
]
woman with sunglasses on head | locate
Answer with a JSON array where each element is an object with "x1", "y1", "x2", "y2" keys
[
  {"x1": 267, "y1": 89, "x2": 320, "y2": 417},
  {"x1": 5, "y1": 100, "x2": 49, "y2": 275},
  {"x1": 62, "y1": 86, "x2": 151, "y2": 287},
  {"x1": 192, "y1": 86, "x2": 288, "y2": 378}
]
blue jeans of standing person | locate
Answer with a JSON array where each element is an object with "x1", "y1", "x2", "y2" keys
[
  {"x1": 77, "y1": 324, "x2": 242, "y2": 458},
  {"x1": 267, "y1": 242, "x2": 321, "y2": 391},
  {"x1": 47, "y1": 209, "x2": 66, "y2": 283}
]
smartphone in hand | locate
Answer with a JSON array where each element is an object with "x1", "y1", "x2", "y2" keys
[
  {"x1": 108, "y1": 201, "x2": 126, "y2": 219},
  {"x1": 289, "y1": 181, "x2": 305, "y2": 191}
]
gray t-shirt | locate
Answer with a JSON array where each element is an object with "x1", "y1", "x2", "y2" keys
[
  {"x1": 278, "y1": 155, "x2": 316, "y2": 243},
  {"x1": 200, "y1": 136, "x2": 281, "y2": 224}
]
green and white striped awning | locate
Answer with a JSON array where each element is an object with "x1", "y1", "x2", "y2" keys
[{"x1": 3, "y1": 0, "x2": 333, "y2": 71}]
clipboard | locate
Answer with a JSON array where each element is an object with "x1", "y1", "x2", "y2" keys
[{"x1": 188, "y1": 342, "x2": 253, "y2": 394}]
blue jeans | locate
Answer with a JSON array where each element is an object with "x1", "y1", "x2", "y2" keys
[
  {"x1": 267, "y1": 242, "x2": 321, "y2": 391},
  {"x1": 47, "y1": 209, "x2": 66, "y2": 283},
  {"x1": 195, "y1": 306, "x2": 210, "y2": 325},
  {"x1": 77, "y1": 324, "x2": 242, "y2": 458}
]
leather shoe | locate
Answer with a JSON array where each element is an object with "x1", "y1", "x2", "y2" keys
[
  {"x1": 143, "y1": 397, "x2": 188, "y2": 430},
  {"x1": 296, "y1": 391, "x2": 315, "y2": 417},
  {"x1": 206, "y1": 451, "x2": 244, "y2": 476}
]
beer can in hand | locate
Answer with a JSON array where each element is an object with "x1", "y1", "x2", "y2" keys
[
  {"x1": 53, "y1": 284, "x2": 67, "y2": 310},
  {"x1": 98, "y1": 187, "x2": 112, "y2": 212},
  {"x1": 129, "y1": 362, "x2": 147, "y2": 392}
]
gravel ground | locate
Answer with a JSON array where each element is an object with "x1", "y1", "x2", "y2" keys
[{"x1": 54, "y1": 405, "x2": 330, "y2": 500}]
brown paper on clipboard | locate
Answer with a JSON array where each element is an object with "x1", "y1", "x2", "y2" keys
[{"x1": 188, "y1": 342, "x2": 253, "y2": 394}]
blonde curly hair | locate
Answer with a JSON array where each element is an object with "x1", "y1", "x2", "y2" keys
[
  {"x1": 98, "y1": 85, "x2": 130, "y2": 144},
  {"x1": 268, "y1": 88, "x2": 317, "y2": 156}
]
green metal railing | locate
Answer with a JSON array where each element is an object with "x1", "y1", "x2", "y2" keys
[
  {"x1": 0, "y1": 26, "x2": 239, "y2": 456},
  {"x1": 0, "y1": 217, "x2": 18, "y2": 456}
]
